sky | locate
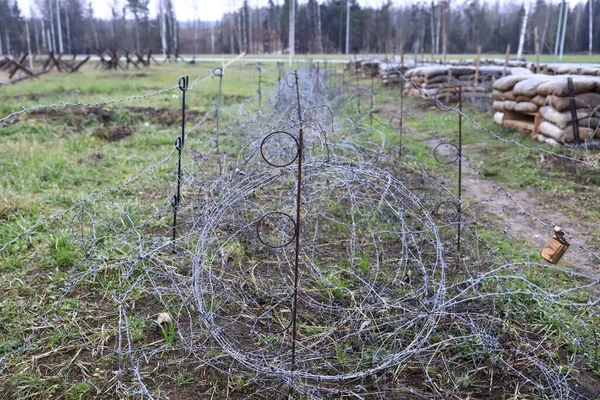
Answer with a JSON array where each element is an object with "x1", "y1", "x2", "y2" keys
[{"x1": 16, "y1": 0, "x2": 587, "y2": 23}]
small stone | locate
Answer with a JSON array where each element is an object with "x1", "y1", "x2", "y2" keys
[{"x1": 156, "y1": 312, "x2": 172, "y2": 326}]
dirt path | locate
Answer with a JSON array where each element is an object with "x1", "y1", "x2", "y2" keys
[
  {"x1": 424, "y1": 136, "x2": 599, "y2": 276},
  {"x1": 377, "y1": 102, "x2": 599, "y2": 277}
]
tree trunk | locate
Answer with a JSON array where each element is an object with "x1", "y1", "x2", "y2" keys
[
  {"x1": 559, "y1": 1, "x2": 568, "y2": 60},
  {"x1": 194, "y1": 19, "x2": 199, "y2": 55},
  {"x1": 5, "y1": 30, "x2": 11, "y2": 55},
  {"x1": 517, "y1": 3, "x2": 529, "y2": 59},
  {"x1": 230, "y1": 15, "x2": 235, "y2": 54},
  {"x1": 56, "y1": 0, "x2": 64, "y2": 53},
  {"x1": 239, "y1": 11, "x2": 245, "y2": 53},
  {"x1": 49, "y1": 0, "x2": 57, "y2": 53},
  {"x1": 65, "y1": 6, "x2": 71, "y2": 54},
  {"x1": 171, "y1": 8, "x2": 178, "y2": 55},
  {"x1": 34, "y1": 16, "x2": 41, "y2": 55},
  {"x1": 590, "y1": 0, "x2": 593, "y2": 55},
  {"x1": 26, "y1": 19, "x2": 34, "y2": 70},
  {"x1": 91, "y1": 17, "x2": 99, "y2": 50},
  {"x1": 135, "y1": 15, "x2": 140, "y2": 53},
  {"x1": 316, "y1": 0, "x2": 323, "y2": 54},
  {"x1": 541, "y1": 0, "x2": 551, "y2": 54},
  {"x1": 430, "y1": 0, "x2": 435, "y2": 57},
  {"x1": 345, "y1": 0, "x2": 350, "y2": 54},
  {"x1": 47, "y1": 28, "x2": 53, "y2": 52},
  {"x1": 435, "y1": 1, "x2": 442, "y2": 54},
  {"x1": 160, "y1": 0, "x2": 167, "y2": 56},
  {"x1": 41, "y1": 17, "x2": 46, "y2": 52},
  {"x1": 211, "y1": 25, "x2": 215, "y2": 54},
  {"x1": 554, "y1": 0, "x2": 564, "y2": 55},
  {"x1": 246, "y1": 3, "x2": 252, "y2": 54},
  {"x1": 289, "y1": 0, "x2": 295, "y2": 64},
  {"x1": 0, "y1": 26, "x2": 3, "y2": 56}
]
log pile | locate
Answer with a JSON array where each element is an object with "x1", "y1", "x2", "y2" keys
[{"x1": 492, "y1": 75, "x2": 600, "y2": 146}]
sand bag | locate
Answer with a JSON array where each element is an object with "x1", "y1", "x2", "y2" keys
[
  {"x1": 512, "y1": 76, "x2": 550, "y2": 97},
  {"x1": 540, "y1": 106, "x2": 594, "y2": 129},
  {"x1": 515, "y1": 102, "x2": 539, "y2": 114},
  {"x1": 493, "y1": 112, "x2": 504, "y2": 125},
  {"x1": 537, "y1": 77, "x2": 598, "y2": 97},
  {"x1": 549, "y1": 92, "x2": 600, "y2": 112},
  {"x1": 492, "y1": 75, "x2": 530, "y2": 92},
  {"x1": 538, "y1": 121, "x2": 566, "y2": 141},
  {"x1": 530, "y1": 95, "x2": 547, "y2": 107},
  {"x1": 492, "y1": 90, "x2": 506, "y2": 100},
  {"x1": 503, "y1": 100, "x2": 518, "y2": 111}
]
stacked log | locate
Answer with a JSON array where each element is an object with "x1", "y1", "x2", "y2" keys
[{"x1": 492, "y1": 75, "x2": 600, "y2": 146}]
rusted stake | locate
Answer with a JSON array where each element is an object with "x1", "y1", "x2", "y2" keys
[
  {"x1": 567, "y1": 77, "x2": 581, "y2": 146},
  {"x1": 503, "y1": 44, "x2": 511, "y2": 76},
  {"x1": 316, "y1": 61, "x2": 320, "y2": 92},
  {"x1": 290, "y1": 70, "x2": 303, "y2": 371},
  {"x1": 214, "y1": 67, "x2": 224, "y2": 174},
  {"x1": 432, "y1": 85, "x2": 463, "y2": 254},
  {"x1": 399, "y1": 78, "x2": 404, "y2": 158},
  {"x1": 457, "y1": 86, "x2": 463, "y2": 254},
  {"x1": 370, "y1": 71, "x2": 374, "y2": 131},
  {"x1": 171, "y1": 75, "x2": 188, "y2": 250},
  {"x1": 257, "y1": 63, "x2": 262, "y2": 115},
  {"x1": 474, "y1": 45, "x2": 481, "y2": 88},
  {"x1": 355, "y1": 67, "x2": 361, "y2": 113},
  {"x1": 256, "y1": 71, "x2": 304, "y2": 377}
]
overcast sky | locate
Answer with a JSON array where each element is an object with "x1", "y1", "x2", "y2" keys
[{"x1": 16, "y1": 0, "x2": 585, "y2": 23}]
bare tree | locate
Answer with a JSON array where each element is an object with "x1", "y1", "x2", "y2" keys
[
  {"x1": 559, "y1": 1, "x2": 568, "y2": 60},
  {"x1": 517, "y1": 2, "x2": 529, "y2": 59},
  {"x1": 315, "y1": 0, "x2": 323, "y2": 54},
  {"x1": 345, "y1": 0, "x2": 349, "y2": 54},
  {"x1": 554, "y1": 0, "x2": 564, "y2": 55},
  {"x1": 289, "y1": 0, "x2": 295, "y2": 64},
  {"x1": 590, "y1": 0, "x2": 593, "y2": 55},
  {"x1": 159, "y1": 0, "x2": 167, "y2": 56},
  {"x1": 56, "y1": 0, "x2": 63, "y2": 53}
]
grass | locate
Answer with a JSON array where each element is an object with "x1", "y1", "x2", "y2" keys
[{"x1": 1, "y1": 58, "x2": 600, "y2": 398}]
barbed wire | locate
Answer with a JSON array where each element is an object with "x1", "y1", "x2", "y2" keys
[{"x1": 1, "y1": 63, "x2": 600, "y2": 400}]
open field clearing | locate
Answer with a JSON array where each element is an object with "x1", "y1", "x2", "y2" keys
[{"x1": 1, "y1": 61, "x2": 600, "y2": 399}]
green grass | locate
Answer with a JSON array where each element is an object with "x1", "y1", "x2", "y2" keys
[{"x1": 1, "y1": 60, "x2": 600, "y2": 398}]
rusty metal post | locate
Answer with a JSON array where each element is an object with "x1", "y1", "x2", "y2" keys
[
  {"x1": 399, "y1": 78, "x2": 404, "y2": 159},
  {"x1": 432, "y1": 85, "x2": 463, "y2": 254},
  {"x1": 256, "y1": 71, "x2": 304, "y2": 374},
  {"x1": 316, "y1": 61, "x2": 320, "y2": 92},
  {"x1": 457, "y1": 86, "x2": 463, "y2": 254},
  {"x1": 257, "y1": 63, "x2": 262, "y2": 115},
  {"x1": 290, "y1": 71, "x2": 303, "y2": 370},
  {"x1": 355, "y1": 66, "x2": 361, "y2": 113},
  {"x1": 370, "y1": 71, "x2": 374, "y2": 131}
]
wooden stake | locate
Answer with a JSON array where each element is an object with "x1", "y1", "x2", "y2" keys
[
  {"x1": 442, "y1": 33, "x2": 447, "y2": 64},
  {"x1": 534, "y1": 27, "x2": 540, "y2": 74},
  {"x1": 414, "y1": 40, "x2": 419, "y2": 67},
  {"x1": 474, "y1": 45, "x2": 481, "y2": 88},
  {"x1": 503, "y1": 44, "x2": 511, "y2": 76}
]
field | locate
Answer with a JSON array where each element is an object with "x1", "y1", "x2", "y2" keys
[{"x1": 1, "y1": 60, "x2": 600, "y2": 399}]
